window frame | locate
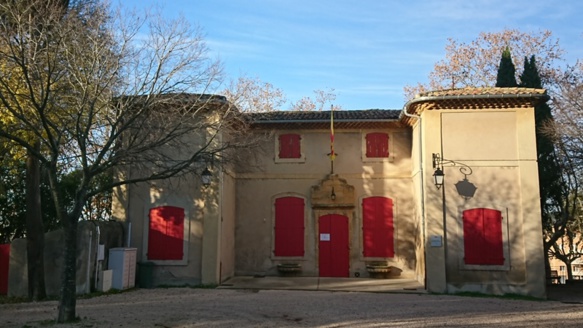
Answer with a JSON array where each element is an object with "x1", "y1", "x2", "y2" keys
[{"x1": 275, "y1": 133, "x2": 305, "y2": 163}]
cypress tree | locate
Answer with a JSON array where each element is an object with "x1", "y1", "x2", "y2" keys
[
  {"x1": 496, "y1": 46, "x2": 518, "y2": 87},
  {"x1": 520, "y1": 55, "x2": 562, "y2": 253}
]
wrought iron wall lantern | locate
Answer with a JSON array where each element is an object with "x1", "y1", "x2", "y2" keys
[
  {"x1": 433, "y1": 167, "x2": 445, "y2": 189},
  {"x1": 201, "y1": 167, "x2": 212, "y2": 188},
  {"x1": 199, "y1": 154, "x2": 215, "y2": 188},
  {"x1": 432, "y1": 153, "x2": 477, "y2": 199}
]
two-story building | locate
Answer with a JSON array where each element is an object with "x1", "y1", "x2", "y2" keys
[{"x1": 112, "y1": 87, "x2": 548, "y2": 298}]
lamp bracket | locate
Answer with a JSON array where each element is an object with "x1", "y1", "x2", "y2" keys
[{"x1": 432, "y1": 153, "x2": 473, "y2": 178}]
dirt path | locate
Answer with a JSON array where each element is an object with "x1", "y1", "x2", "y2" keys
[{"x1": 1, "y1": 288, "x2": 582, "y2": 327}]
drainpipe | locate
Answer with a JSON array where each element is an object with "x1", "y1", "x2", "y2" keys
[
  {"x1": 400, "y1": 101, "x2": 426, "y2": 287},
  {"x1": 86, "y1": 230, "x2": 93, "y2": 294}
]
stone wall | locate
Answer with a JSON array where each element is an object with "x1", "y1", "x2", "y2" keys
[{"x1": 8, "y1": 220, "x2": 124, "y2": 298}]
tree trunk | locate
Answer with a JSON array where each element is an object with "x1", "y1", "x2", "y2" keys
[
  {"x1": 57, "y1": 215, "x2": 78, "y2": 322},
  {"x1": 543, "y1": 243, "x2": 552, "y2": 281},
  {"x1": 51, "y1": 166, "x2": 86, "y2": 323},
  {"x1": 25, "y1": 142, "x2": 46, "y2": 301},
  {"x1": 566, "y1": 261, "x2": 574, "y2": 281}
]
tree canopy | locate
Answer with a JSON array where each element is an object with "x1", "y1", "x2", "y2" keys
[
  {"x1": 495, "y1": 47, "x2": 518, "y2": 87},
  {"x1": 0, "y1": 0, "x2": 251, "y2": 322},
  {"x1": 404, "y1": 29, "x2": 564, "y2": 98}
]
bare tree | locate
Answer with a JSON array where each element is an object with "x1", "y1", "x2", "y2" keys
[
  {"x1": 290, "y1": 88, "x2": 342, "y2": 111},
  {"x1": 221, "y1": 76, "x2": 286, "y2": 112},
  {"x1": 551, "y1": 220, "x2": 583, "y2": 281},
  {"x1": 222, "y1": 77, "x2": 342, "y2": 112},
  {"x1": 553, "y1": 61, "x2": 583, "y2": 163},
  {"x1": 0, "y1": 0, "x2": 251, "y2": 322},
  {"x1": 404, "y1": 29, "x2": 565, "y2": 99},
  {"x1": 546, "y1": 61, "x2": 583, "y2": 280}
]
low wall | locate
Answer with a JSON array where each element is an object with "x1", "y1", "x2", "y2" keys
[{"x1": 8, "y1": 220, "x2": 124, "y2": 298}]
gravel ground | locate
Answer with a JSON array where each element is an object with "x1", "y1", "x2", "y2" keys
[{"x1": 1, "y1": 287, "x2": 582, "y2": 327}]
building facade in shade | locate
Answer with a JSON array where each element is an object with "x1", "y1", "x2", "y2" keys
[{"x1": 112, "y1": 87, "x2": 549, "y2": 298}]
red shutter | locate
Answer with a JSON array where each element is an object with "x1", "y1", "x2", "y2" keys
[
  {"x1": 274, "y1": 197, "x2": 305, "y2": 256},
  {"x1": 366, "y1": 133, "x2": 389, "y2": 158},
  {"x1": 483, "y1": 209, "x2": 504, "y2": 265},
  {"x1": 362, "y1": 197, "x2": 394, "y2": 257},
  {"x1": 148, "y1": 206, "x2": 185, "y2": 260},
  {"x1": 279, "y1": 134, "x2": 301, "y2": 158},
  {"x1": 462, "y1": 208, "x2": 483, "y2": 264},
  {"x1": 463, "y1": 208, "x2": 504, "y2": 265},
  {"x1": 0, "y1": 244, "x2": 9, "y2": 295}
]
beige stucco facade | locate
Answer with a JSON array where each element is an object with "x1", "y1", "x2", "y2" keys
[
  {"x1": 234, "y1": 127, "x2": 419, "y2": 279},
  {"x1": 112, "y1": 87, "x2": 548, "y2": 298}
]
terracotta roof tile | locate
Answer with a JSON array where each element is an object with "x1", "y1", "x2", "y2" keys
[
  {"x1": 246, "y1": 109, "x2": 400, "y2": 122},
  {"x1": 416, "y1": 87, "x2": 547, "y2": 98},
  {"x1": 245, "y1": 109, "x2": 402, "y2": 129}
]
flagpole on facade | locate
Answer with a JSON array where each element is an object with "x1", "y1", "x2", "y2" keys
[{"x1": 330, "y1": 104, "x2": 335, "y2": 174}]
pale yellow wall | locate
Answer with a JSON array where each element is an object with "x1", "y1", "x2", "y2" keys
[
  {"x1": 111, "y1": 174, "x2": 208, "y2": 286},
  {"x1": 408, "y1": 120, "x2": 426, "y2": 284},
  {"x1": 421, "y1": 108, "x2": 545, "y2": 298},
  {"x1": 219, "y1": 168, "x2": 237, "y2": 283},
  {"x1": 110, "y1": 112, "x2": 226, "y2": 287},
  {"x1": 235, "y1": 127, "x2": 419, "y2": 278}
]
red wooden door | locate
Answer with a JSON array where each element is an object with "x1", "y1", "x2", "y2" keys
[{"x1": 318, "y1": 214, "x2": 349, "y2": 277}]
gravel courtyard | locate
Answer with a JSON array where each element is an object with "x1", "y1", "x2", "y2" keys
[{"x1": 1, "y1": 286, "x2": 583, "y2": 327}]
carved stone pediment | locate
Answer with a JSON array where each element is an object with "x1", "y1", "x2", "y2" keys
[{"x1": 311, "y1": 174, "x2": 355, "y2": 209}]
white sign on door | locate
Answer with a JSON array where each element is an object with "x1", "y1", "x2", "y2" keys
[{"x1": 320, "y1": 233, "x2": 330, "y2": 241}]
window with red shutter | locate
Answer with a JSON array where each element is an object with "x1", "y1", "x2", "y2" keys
[
  {"x1": 365, "y1": 133, "x2": 389, "y2": 158},
  {"x1": 274, "y1": 197, "x2": 305, "y2": 257},
  {"x1": 148, "y1": 206, "x2": 185, "y2": 260},
  {"x1": 278, "y1": 134, "x2": 301, "y2": 159},
  {"x1": 362, "y1": 197, "x2": 394, "y2": 257},
  {"x1": 462, "y1": 208, "x2": 504, "y2": 265}
]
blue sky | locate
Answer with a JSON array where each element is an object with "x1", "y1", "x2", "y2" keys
[{"x1": 120, "y1": 0, "x2": 583, "y2": 110}]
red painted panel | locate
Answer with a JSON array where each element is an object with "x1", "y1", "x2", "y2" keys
[
  {"x1": 366, "y1": 133, "x2": 389, "y2": 158},
  {"x1": 319, "y1": 214, "x2": 349, "y2": 277},
  {"x1": 0, "y1": 244, "x2": 9, "y2": 295},
  {"x1": 279, "y1": 134, "x2": 301, "y2": 158},
  {"x1": 148, "y1": 206, "x2": 184, "y2": 260},
  {"x1": 319, "y1": 215, "x2": 332, "y2": 277},
  {"x1": 362, "y1": 197, "x2": 394, "y2": 257},
  {"x1": 483, "y1": 209, "x2": 504, "y2": 265},
  {"x1": 274, "y1": 197, "x2": 305, "y2": 256},
  {"x1": 463, "y1": 208, "x2": 504, "y2": 265}
]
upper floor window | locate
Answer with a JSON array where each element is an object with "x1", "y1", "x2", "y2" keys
[
  {"x1": 279, "y1": 134, "x2": 301, "y2": 158},
  {"x1": 275, "y1": 133, "x2": 305, "y2": 163},
  {"x1": 365, "y1": 132, "x2": 389, "y2": 158}
]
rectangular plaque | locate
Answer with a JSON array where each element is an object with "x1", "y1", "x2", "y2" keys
[
  {"x1": 430, "y1": 235, "x2": 442, "y2": 247},
  {"x1": 320, "y1": 233, "x2": 330, "y2": 241}
]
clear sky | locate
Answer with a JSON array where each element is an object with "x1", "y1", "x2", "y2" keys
[{"x1": 119, "y1": 0, "x2": 583, "y2": 110}]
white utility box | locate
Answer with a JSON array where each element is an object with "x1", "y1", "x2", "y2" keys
[
  {"x1": 108, "y1": 248, "x2": 137, "y2": 290},
  {"x1": 99, "y1": 269, "x2": 113, "y2": 292}
]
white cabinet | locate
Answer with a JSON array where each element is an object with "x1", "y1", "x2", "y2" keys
[{"x1": 108, "y1": 248, "x2": 137, "y2": 290}]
